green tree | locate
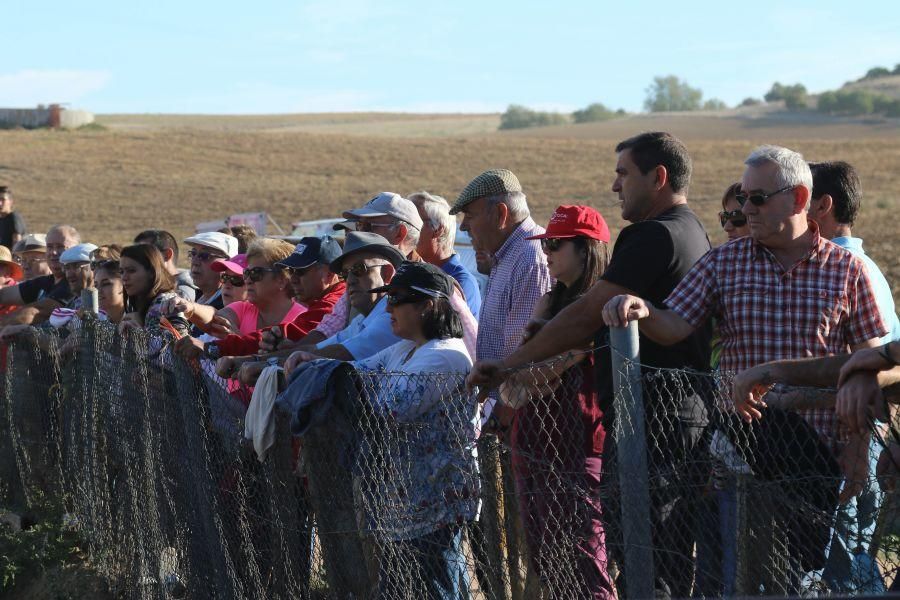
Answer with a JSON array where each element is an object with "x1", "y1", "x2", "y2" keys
[
  {"x1": 766, "y1": 82, "x2": 807, "y2": 110},
  {"x1": 893, "y1": 63, "x2": 900, "y2": 75},
  {"x1": 740, "y1": 97, "x2": 762, "y2": 107},
  {"x1": 764, "y1": 82, "x2": 787, "y2": 102},
  {"x1": 498, "y1": 104, "x2": 568, "y2": 130},
  {"x1": 703, "y1": 98, "x2": 728, "y2": 111},
  {"x1": 644, "y1": 76, "x2": 703, "y2": 112},
  {"x1": 864, "y1": 66, "x2": 891, "y2": 79},
  {"x1": 572, "y1": 102, "x2": 616, "y2": 123}
]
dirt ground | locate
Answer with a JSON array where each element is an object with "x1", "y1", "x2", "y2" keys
[{"x1": 0, "y1": 114, "x2": 897, "y2": 304}]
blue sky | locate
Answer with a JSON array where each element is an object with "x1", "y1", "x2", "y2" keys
[{"x1": 3, "y1": 0, "x2": 899, "y2": 114}]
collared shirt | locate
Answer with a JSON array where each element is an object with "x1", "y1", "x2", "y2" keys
[
  {"x1": 440, "y1": 253, "x2": 482, "y2": 318},
  {"x1": 313, "y1": 291, "x2": 350, "y2": 338},
  {"x1": 832, "y1": 236, "x2": 900, "y2": 344},
  {"x1": 317, "y1": 295, "x2": 400, "y2": 360},
  {"x1": 666, "y1": 223, "x2": 887, "y2": 445}
]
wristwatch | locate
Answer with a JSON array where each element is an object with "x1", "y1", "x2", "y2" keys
[{"x1": 204, "y1": 342, "x2": 221, "y2": 360}]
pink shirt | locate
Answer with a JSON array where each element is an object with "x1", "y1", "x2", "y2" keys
[{"x1": 227, "y1": 300, "x2": 306, "y2": 335}]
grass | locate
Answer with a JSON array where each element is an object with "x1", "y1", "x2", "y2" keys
[{"x1": 0, "y1": 114, "x2": 897, "y2": 305}]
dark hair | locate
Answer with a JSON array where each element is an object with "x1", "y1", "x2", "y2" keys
[
  {"x1": 809, "y1": 161, "x2": 861, "y2": 226},
  {"x1": 419, "y1": 296, "x2": 463, "y2": 340},
  {"x1": 0, "y1": 186, "x2": 9, "y2": 196},
  {"x1": 229, "y1": 225, "x2": 258, "y2": 254},
  {"x1": 547, "y1": 237, "x2": 610, "y2": 318},
  {"x1": 721, "y1": 182, "x2": 742, "y2": 210},
  {"x1": 134, "y1": 229, "x2": 180, "y2": 261},
  {"x1": 120, "y1": 244, "x2": 176, "y2": 319},
  {"x1": 615, "y1": 132, "x2": 692, "y2": 193}
]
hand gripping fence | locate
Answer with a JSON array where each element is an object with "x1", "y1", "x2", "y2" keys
[{"x1": 2, "y1": 317, "x2": 900, "y2": 598}]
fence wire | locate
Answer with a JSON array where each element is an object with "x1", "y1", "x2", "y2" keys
[{"x1": 1, "y1": 318, "x2": 899, "y2": 598}]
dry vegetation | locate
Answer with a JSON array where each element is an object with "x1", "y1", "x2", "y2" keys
[{"x1": 0, "y1": 112, "x2": 897, "y2": 304}]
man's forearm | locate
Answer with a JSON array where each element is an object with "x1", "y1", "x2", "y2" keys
[
  {"x1": 311, "y1": 344, "x2": 354, "y2": 361},
  {"x1": 637, "y1": 304, "x2": 696, "y2": 346},
  {"x1": 753, "y1": 354, "x2": 852, "y2": 388}
]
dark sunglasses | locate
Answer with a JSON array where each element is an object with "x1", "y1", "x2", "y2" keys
[
  {"x1": 735, "y1": 184, "x2": 795, "y2": 207},
  {"x1": 220, "y1": 273, "x2": 245, "y2": 287},
  {"x1": 243, "y1": 266, "x2": 284, "y2": 282},
  {"x1": 188, "y1": 249, "x2": 228, "y2": 262},
  {"x1": 718, "y1": 210, "x2": 747, "y2": 228},
  {"x1": 387, "y1": 292, "x2": 427, "y2": 306},
  {"x1": 286, "y1": 265, "x2": 315, "y2": 277},
  {"x1": 91, "y1": 259, "x2": 119, "y2": 271},
  {"x1": 540, "y1": 238, "x2": 568, "y2": 252},
  {"x1": 339, "y1": 262, "x2": 387, "y2": 281}
]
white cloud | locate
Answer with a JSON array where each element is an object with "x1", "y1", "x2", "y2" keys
[{"x1": 0, "y1": 69, "x2": 111, "y2": 107}]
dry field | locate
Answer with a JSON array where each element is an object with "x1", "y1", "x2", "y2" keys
[{"x1": 1, "y1": 111, "x2": 898, "y2": 304}]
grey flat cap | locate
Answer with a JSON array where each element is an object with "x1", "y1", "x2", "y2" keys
[{"x1": 450, "y1": 169, "x2": 523, "y2": 215}]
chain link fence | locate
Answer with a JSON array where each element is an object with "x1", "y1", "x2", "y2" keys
[{"x1": 2, "y1": 317, "x2": 899, "y2": 598}]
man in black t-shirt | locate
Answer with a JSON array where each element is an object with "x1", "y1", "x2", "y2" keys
[
  {"x1": 469, "y1": 132, "x2": 712, "y2": 597},
  {"x1": 0, "y1": 186, "x2": 26, "y2": 249}
]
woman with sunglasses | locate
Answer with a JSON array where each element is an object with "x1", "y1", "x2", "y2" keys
[
  {"x1": 119, "y1": 244, "x2": 190, "y2": 338},
  {"x1": 503, "y1": 205, "x2": 616, "y2": 599},
  {"x1": 719, "y1": 182, "x2": 750, "y2": 241},
  {"x1": 211, "y1": 254, "x2": 249, "y2": 306}
]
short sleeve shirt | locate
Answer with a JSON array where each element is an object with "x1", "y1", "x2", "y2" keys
[
  {"x1": 441, "y1": 254, "x2": 482, "y2": 318},
  {"x1": 18, "y1": 274, "x2": 56, "y2": 304},
  {"x1": 316, "y1": 295, "x2": 400, "y2": 360},
  {"x1": 0, "y1": 212, "x2": 26, "y2": 249}
]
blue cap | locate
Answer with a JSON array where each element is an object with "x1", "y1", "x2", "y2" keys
[{"x1": 277, "y1": 236, "x2": 343, "y2": 269}]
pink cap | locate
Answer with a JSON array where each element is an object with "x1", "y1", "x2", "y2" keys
[{"x1": 210, "y1": 253, "x2": 248, "y2": 275}]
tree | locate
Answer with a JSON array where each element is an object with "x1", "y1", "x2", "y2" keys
[
  {"x1": 498, "y1": 104, "x2": 568, "y2": 130},
  {"x1": 894, "y1": 63, "x2": 900, "y2": 75},
  {"x1": 765, "y1": 82, "x2": 807, "y2": 110},
  {"x1": 703, "y1": 98, "x2": 728, "y2": 111},
  {"x1": 864, "y1": 67, "x2": 891, "y2": 80},
  {"x1": 740, "y1": 97, "x2": 762, "y2": 107},
  {"x1": 764, "y1": 82, "x2": 787, "y2": 102},
  {"x1": 572, "y1": 102, "x2": 616, "y2": 123},
  {"x1": 644, "y1": 76, "x2": 703, "y2": 112}
]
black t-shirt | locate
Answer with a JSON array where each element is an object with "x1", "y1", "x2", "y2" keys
[
  {"x1": 0, "y1": 212, "x2": 26, "y2": 249},
  {"x1": 18, "y1": 274, "x2": 56, "y2": 304},
  {"x1": 596, "y1": 204, "x2": 713, "y2": 423}
]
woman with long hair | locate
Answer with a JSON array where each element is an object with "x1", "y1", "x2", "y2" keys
[
  {"x1": 119, "y1": 244, "x2": 189, "y2": 338},
  {"x1": 503, "y1": 205, "x2": 616, "y2": 599}
]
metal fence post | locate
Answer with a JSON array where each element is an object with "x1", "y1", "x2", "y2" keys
[
  {"x1": 81, "y1": 288, "x2": 99, "y2": 315},
  {"x1": 610, "y1": 321, "x2": 654, "y2": 599}
]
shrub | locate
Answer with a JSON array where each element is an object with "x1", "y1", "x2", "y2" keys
[
  {"x1": 644, "y1": 76, "x2": 703, "y2": 112},
  {"x1": 499, "y1": 105, "x2": 568, "y2": 130},
  {"x1": 740, "y1": 97, "x2": 762, "y2": 107},
  {"x1": 863, "y1": 67, "x2": 892, "y2": 80},
  {"x1": 765, "y1": 82, "x2": 807, "y2": 109},
  {"x1": 703, "y1": 98, "x2": 728, "y2": 111},
  {"x1": 572, "y1": 102, "x2": 616, "y2": 123}
]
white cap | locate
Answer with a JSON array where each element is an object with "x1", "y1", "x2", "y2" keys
[
  {"x1": 183, "y1": 232, "x2": 238, "y2": 258},
  {"x1": 60, "y1": 243, "x2": 99, "y2": 264},
  {"x1": 342, "y1": 192, "x2": 423, "y2": 230}
]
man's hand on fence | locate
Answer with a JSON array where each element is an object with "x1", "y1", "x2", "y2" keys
[
  {"x1": 260, "y1": 326, "x2": 298, "y2": 353},
  {"x1": 216, "y1": 356, "x2": 245, "y2": 379},
  {"x1": 838, "y1": 344, "x2": 897, "y2": 387},
  {"x1": 731, "y1": 365, "x2": 773, "y2": 422},
  {"x1": 174, "y1": 336, "x2": 205, "y2": 362},
  {"x1": 466, "y1": 360, "x2": 509, "y2": 402},
  {"x1": 161, "y1": 297, "x2": 193, "y2": 319},
  {"x1": 601, "y1": 294, "x2": 649, "y2": 328},
  {"x1": 238, "y1": 361, "x2": 269, "y2": 386},
  {"x1": 838, "y1": 432, "x2": 871, "y2": 504},
  {"x1": 284, "y1": 350, "x2": 319, "y2": 379},
  {"x1": 836, "y1": 370, "x2": 887, "y2": 435}
]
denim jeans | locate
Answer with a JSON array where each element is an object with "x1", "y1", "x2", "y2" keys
[{"x1": 376, "y1": 525, "x2": 470, "y2": 600}]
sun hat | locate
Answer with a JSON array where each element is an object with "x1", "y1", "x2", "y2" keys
[
  {"x1": 342, "y1": 193, "x2": 424, "y2": 230},
  {"x1": 277, "y1": 236, "x2": 343, "y2": 269},
  {"x1": 450, "y1": 169, "x2": 522, "y2": 215},
  {"x1": 525, "y1": 205, "x2": 611, "y2": 242},
  {"x1": 183, "y1": 232, "x2": 239, "y2": 258},
  {"x1": 0, "y1": 245, "x2": 24, "y2": 280},
  {"x1": 329, "y1": 231, "x2": 405, "y2": 274}
]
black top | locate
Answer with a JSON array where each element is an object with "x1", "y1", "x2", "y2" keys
[
  {"x1": 18, "y1": 274, "x2": 56, "y2": 304},
  {"x1": 0, "y1": 212, "x2": 26, "y2": 249},
  {"x1": 596, "y1": 204, "x2": 713, "y2": 421}
]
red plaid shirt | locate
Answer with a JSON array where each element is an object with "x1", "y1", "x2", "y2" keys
[{"x1": 666, "y1": 223, "x2": 887, "y2": 444}]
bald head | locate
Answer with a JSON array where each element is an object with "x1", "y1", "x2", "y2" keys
[{"x1": 45, "y1": 225, "x2": 81, "y2": 278}]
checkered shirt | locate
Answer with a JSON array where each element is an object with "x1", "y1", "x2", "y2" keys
[
  {"x1": 313, "y1": 291, "x2": 350, "y2": 338},
  {"x1": 666, "y1": 224, "x2": 887, "y2": 445}
]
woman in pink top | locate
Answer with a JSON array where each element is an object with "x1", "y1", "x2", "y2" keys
[{"x1": 171, "y1": 238, "x2": 304, "y2": 359}]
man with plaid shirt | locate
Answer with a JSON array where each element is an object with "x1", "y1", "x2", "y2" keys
[{"x1": 603, "y1": 145, "x2": 887, "y2": 590}]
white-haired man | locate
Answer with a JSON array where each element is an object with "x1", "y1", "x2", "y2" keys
[{"x1": 409, "y1": 190, "x2": 481, "y2": 318}]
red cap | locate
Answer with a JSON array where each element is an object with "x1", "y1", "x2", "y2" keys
[{"x1": 526, "y1": 205, "x2": 610, "y2": 242}]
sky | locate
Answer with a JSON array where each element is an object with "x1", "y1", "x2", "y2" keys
[{"x1": 2, "y1": 0, "x2": 899, "y2": 114}]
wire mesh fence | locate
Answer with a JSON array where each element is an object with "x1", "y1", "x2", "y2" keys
[{"x1": 1, "y1": 317, "x2": 899, "y2": 598}]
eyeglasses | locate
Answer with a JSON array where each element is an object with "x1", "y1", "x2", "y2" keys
[
  {"x1": 243, "y1": 266, "x2": 284, "y2": 282},
  {"x1": 286, "y1": 265, "x2": 315, "y2": 277},
  {"x1": 339, "y1": 262, "x2": 387, "y2": 281},
  {"x1": 188, "y1": 249, "x2": 228, "y2": 262},
  {"x1": 220, "y1": 273, "x2": 246, "y2": 287},
  {"x1": 540, "y1": 238, "x2": 567, "y2": 252},
  {"x1": 735, "y1": 184, "x2": 796, "y2": 207},
  {"x1": 718, "y1": 210, "x2": 748, "y2": 228},
  {"x1": 387, "y1": 292, "x2": 427, "y2": 306},
  {"x1": 91, "y1": 259, "x2": 119, "y2": 271}
]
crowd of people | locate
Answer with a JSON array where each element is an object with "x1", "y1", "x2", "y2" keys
[{"x1": 2, "y1": 131, "x2": 900, "y2": 598}]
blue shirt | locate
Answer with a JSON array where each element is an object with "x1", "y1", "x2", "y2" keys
[
  {"x1": 440, "y1": 253, "x2": 482, "y2": 318},
  {"x1": 316, "y1": 295, "x2": 401, "y2": 359},
  {"x1": 833, "y1": 236, "x2": 900, "y2": 344}
]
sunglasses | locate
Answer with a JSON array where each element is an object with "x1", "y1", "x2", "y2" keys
[
  {"x1": 188, "y1": 249, "x2": 228, "y2": 263},
  {"x1": 220, "y1": 273, "x2": 245, "y2": 287},
  {"x1": 286, "y1": 265, "x2": 315, "y2": 277},
  {"x1": 387, "y1": 292, "x2": 427, "y2": 306},
  {"x1": 243, "y1": 266, "x2": 284, "y2": 282},
  {"x1": 735, "y1": 184, "x2": 796, "y2": 207},
  {"x1": 91, "y1": 259, "x2": 119, "y2": 271},
  {"x1": 540, "y1": 238, "x2": 568, "y2": 252},
  {"x1": 356, "y1": 220, "x2": 400, "y2": 233},
  {"x1": 339, "y1": 262, "x2": 387, "y2": 281},
  {"x1": 718, "y1": 210, "x2": 747, "y2": 228}
]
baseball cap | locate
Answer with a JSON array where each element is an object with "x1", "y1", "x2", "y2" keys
[
  {"x1": 525, "y1": 205, "x2": 610, "y2": 242},
  {"x1": 211, "y1": 254, "x2": 248, "y2": 275},
  {"x1": 329, "y1": 231, "x2": 405, "y2": 274},
  {"x1": 60, "y1": 243, "x2": 99, "y2": 265},
  {"x1": 450, "y1": 169, "x2": 522, "y2": 215},
  {"x1": 277, "y1": 236, "x2": 343, "y2": 269},
  {"x1": 368, "y1": 261, "x2": 454, "y2": 298},
  {"x1": 19, "y1": 234, "x2": 47, "y2": 252},
  {"x1": 342, "y1": 192, "x2": 423, "y2": 230},
  {"x1": 183, "y1": 232, "x2": 239, "y2": 258}
]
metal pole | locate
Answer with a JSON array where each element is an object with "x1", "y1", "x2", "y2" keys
[
  {"x1": 80, "y1": 288, "x2": 99, "y2": 316},
  {"x1": 610, "y1": 321, "x2": 654, "y2": 599}
]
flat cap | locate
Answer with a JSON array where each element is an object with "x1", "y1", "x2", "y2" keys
[{"x1": 450, "y1": 169, "x2": 522, "y2": 215}]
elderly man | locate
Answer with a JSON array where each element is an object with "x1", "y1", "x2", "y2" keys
[
  {"x1": 15, "y1": 234, "x2": 52, "y2": 280},
  {"x1": 0, "y1": 224, "x2": 80, "y2": 327},
  {"x1": 0, "y1": 186, "x2": 26, "y2": 249},
  {"x1": 603, "y1": 145, "x2": 887, "y2": 593},
  {"x1": 467, "y1": 134, "x2": 713, "y2": 597},
  {"x1": 135, "y1": 229, "x2": 197, "y2": 301},
  {"x1": 408, "y1": 190, "x2": 482, "y2": 318},
  {"x1": 183, "y1": 232, "x2": 238, "y2": 310}
]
